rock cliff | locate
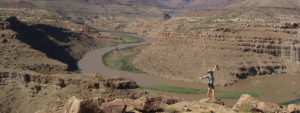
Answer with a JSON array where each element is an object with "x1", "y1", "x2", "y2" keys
[
  {"x1": 0, "y1": 16, "x2": 117, "y2": 73},
  {"x1": 0, "y1": 70, "x2": 145, "y2": 113},
  {"x1": 132, "y1": 21, "x2": 300, "y2": 86}
]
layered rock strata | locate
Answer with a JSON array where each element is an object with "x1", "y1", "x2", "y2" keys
[{"x1": 133, "y1": 24, "x2": 300, "y2": 86}]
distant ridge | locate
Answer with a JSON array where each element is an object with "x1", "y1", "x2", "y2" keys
[
  {"x1": 54, "y1": 0, "x2": 245, "y2": 9},
  {"x1": 227, "y1": 0, "x2": 300, "y2": 9}
]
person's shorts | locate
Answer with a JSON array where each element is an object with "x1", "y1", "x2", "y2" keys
[{"x1": 208, "y1": 83, "x2": 215, "y2": 89}]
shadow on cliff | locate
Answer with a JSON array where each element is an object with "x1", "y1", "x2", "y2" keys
[{"x1": 6, "y1": 17, "x2": 78, "y2": 71}]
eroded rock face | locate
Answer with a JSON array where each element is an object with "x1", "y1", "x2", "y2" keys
[
  {"x1": 0, "y1": 22, "x2": 10, "y2": 30},
  {"x1": 233, "y1": 94, "x2": 288, "y2": 113},
  {"x1": 280, "y1": 23, "x2": 299, "y2": 29},
  {"x1": 161, "y1": 95, "x2": 180, "y2": 105},
  {"x1": 0, "y1": 71, "x2": 138, "y2": 90},
  {"x1": 133, "y1": 24, "x2": 300, "y2": 86},
  {"x1": 103, "y1": 78, "x2": 138, "y2": 89},
  {"x1": 0, "y1": 70, "x2": 145, "y2": 113},
  {"x1": 0, "y1": 17, "x2": 115, "y2": 73}
]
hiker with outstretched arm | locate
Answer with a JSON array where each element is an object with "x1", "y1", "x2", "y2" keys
[{"x1": 199, "y1": 65, "x2": 219, "y2": 100}]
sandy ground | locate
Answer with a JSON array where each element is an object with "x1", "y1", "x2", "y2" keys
[{"x1": 78, "y1": 35, "x2": 300, "y2": 106}]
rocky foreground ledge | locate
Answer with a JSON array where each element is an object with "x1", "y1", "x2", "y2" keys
[
  {"x1": 36, "y1": 94, "x2": 300, "y2": 113},
  {"x1": 1, "y1": 71, "x2": 300, "y2": 113},
  {"x1": 0, "y1": 70, "x2": 151, "y2": 113}
]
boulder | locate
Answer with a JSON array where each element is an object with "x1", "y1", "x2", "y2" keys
[
  {"x1": 199, "y1": 98, "x2": 225, "y2": 106},
  {"x1": 161, "y1": 96, "x2": 180, "y2": 105},
  {"x1": 233, "y1": 94, "x2": 288, "y2": 113},
  {"x1": 165, "y1": 99, "x2": 235, "y2": 113},
  {"x1": 63, "y1": 96, "x2": 82, "y2": 113},
  {"x1": 103, "y1": 79, "x2": 138, "y2": 89},
  {"x1": 100, "y1": 99, "x2": 127, "y2": 113},
  {"x1": 79, "y1": 99, "x2": 102, "y2": 113},
  {"x1": 164, "y1": 104, "x2": 212, "y2": 113},
  {"x1": 288, "y1": 104, "x2": 300, "y2": 113},
  {"x1": 133, "y1": 96, "x2": 163, "y2": 112}
]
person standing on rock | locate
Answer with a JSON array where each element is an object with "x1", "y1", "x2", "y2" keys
[{"x1": 199, "y1": 65, "x2": 219, "y2": 100}]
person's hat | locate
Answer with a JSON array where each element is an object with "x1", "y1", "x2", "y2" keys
[{"x1": 208, "y1": 69, "x2": 212, "y2": 73}]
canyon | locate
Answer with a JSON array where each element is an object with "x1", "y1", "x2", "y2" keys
[{"x1": 1, "y1": 0, "x2": 300, "y2": 112}]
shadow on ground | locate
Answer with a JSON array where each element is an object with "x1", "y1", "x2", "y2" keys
[{"x1": 6, "y1": 16, "x2": 78, "y2": 71}]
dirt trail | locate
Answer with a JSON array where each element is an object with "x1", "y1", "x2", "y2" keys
[{"x1": 78, "y1": 33, "x2": 300, "y2": 106}]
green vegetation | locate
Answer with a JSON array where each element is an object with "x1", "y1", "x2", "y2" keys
[
  {"x1": 102, "y1": 46, "x2": 145, "y2": 73},
  {"x1": 100, "y1": 31, "x2": 146, "y2": 73},
  {"x1": 102, "y1": 50, "x2": 112, "y2": 68},
  {"x1": 97, "y1": 30, "x2": 144, "y2": 44},
  {"x1": 141, "y1": 85, "x2": 264, "y2": 99},
  {"x1": 216, "y1": 91, "x2": 264, "y2": 99},
  {"x1": 118, "y1": 51, "x2": 144, "y2": 73},
  {"x1": 73, "y1": 70, "x2": 81, "y2": 74},
  {"x1": 111, "y1": 33, "x2": 144, "y2": 44},
  {"x1": 293, "y1": 91, "x2": 300, "y2": 97},
  {"x1": 140, "y1": 85, "x2": 207, "y2": 94}
]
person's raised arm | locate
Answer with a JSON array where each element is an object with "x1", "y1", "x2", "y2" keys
[{"x1": 212, "y1": 64, "x2": 219, "y2": 72}]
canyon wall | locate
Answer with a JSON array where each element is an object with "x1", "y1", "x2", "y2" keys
[{"x1": 133, "y1": 23, "x2": 300, "y2": 86}]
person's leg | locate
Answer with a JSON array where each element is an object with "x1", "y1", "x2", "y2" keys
[
  {"x1": 207, "y1": 87, "x2": 211, "y2": 99},
  {"x1": 212, "y1": 88, "x2": 216, "y2": 100}
]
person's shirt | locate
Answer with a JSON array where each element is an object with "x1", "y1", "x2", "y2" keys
[
  {"x1": 201, "y1": 66, "x2": 216, "y2": 84},
  {"x1": 202, "y1": 73, "x2": 214, "y2": 84}
]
